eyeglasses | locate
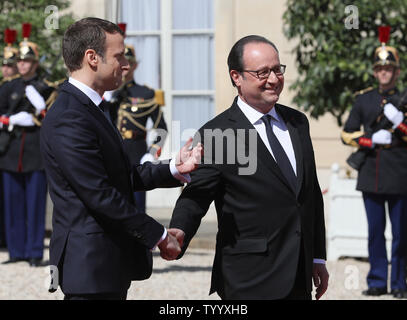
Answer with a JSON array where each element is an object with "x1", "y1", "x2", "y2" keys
[{"x1": 241, "y1": 64, "x2": 286, "y2": 80}]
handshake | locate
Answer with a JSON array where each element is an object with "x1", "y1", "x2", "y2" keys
[{"x1": 157, "y1": 228, "x2": 185, "y2": 260}]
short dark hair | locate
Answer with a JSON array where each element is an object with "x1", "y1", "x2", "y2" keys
[
  {"x1": 62, "y1": 17, "x2": 124, "y2": 72},
  {"x1": 227, "y1": 35, "x2": 279, "y2": 87}
]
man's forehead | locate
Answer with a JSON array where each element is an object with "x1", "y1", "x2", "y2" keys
[
  {"x1": 242, "y1": 42, "x2": 279, "y2": 66},
  {"x1": 105, "y1": 32, "x2": 125, "y2": 51}
]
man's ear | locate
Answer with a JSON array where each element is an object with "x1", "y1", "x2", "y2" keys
[
  {"x1": 230, "y1": 70, "x2": 241, "y2": 87},
  {"x1": 84, "y1": 49, "x2": 99, "y2": 68}
]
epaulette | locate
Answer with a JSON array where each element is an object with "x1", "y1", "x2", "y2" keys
[
  {"x1": 43, "y1": 78, "x2": 66, "y2": 89},
  {"x1": 154, "y1": 89, "x2": 165, "y2": 106},
  {"x1": 1, "y1": 74, "x2": 20, "y2": 85},
  {"x1": 354, "y1": 87, "x2": 374, "y2": 97}
]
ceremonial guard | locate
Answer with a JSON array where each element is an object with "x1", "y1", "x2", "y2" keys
[
  {"x1": 0, "y1": 28, "x2": 19, "y2": 248},
  {"x1": 106, "y1": 23, "x2": 168, "y2": 214},
  {"x1": 0, "y1": 23, "x2": 54, "y2": 267},
  {"x1": 341, "y1": 26, "x2": 407, "y2": 298}
]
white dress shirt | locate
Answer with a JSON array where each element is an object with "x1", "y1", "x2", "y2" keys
[
  {"x1": 237, "y1": 97, "x2": 325, "y2": 265},
  {"x1": 237, "y1": 97, "x2": 297, "y2": 175}
]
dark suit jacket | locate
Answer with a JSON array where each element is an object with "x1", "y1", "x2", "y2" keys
[
  {"x1": 170, "y1": 97, "x2": 326, "y2": 299},
  {"x1": 40, "y1": 81, "x2": 181, "y2": 294}
]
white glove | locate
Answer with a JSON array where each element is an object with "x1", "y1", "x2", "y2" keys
[
  {"x1": 103, "y1": 90, "x2": 115, "y2": 102},
  {"x1": 25, "y1": 85, "x2": 46, "y2": 115},
  {"x1": 140, "y1": 152, "x2": 155, "y2": 164},
  {"x1": 9, "y1": 112, "x2": 35, "y2": 127},
  {"x1": 372, "y1": 129, "x2": 392, "y2": 146},
  {"x1": 384, "y1": 103, "x2": 404, "y2": 128}
]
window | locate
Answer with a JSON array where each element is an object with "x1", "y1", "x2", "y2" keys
[{"x1": 120, "y1": 0, "x2": 214, "y2": 155}]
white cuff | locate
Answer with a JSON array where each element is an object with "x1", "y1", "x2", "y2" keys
[
  {"x1": 151, "y1": 228, "x2": 167, "y2": 251},
  {"x1": 169, "y1": 159, "x2": 191, "y2": 183},
  {"x1": 313, "y1": 258, "x2": 326, "y2": 264}
]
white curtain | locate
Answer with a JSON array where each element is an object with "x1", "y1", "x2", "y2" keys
[
  {"x1": 121, "y1": 0, "x2": 161, "y2": 89},
  {"x1": 172, "y1": 0, "x2": 214, "y2": 147},
  {"x1": 172, "y1": 0, "x2": 214, "y2": 30},
  {"x1": 173, "y1": 35, "x2": 213, "y2": 90},
  {"x1": 121, "y1": 0, "x2": 160, "y2": 31},
  {"x1": 172, "y1": 96, "x2": 214, "y2": 148},
  {"x1": 124, "y1": 36, "x2": 160, "y2": 89}
]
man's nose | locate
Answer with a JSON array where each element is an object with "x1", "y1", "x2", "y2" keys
[
  {"x1": 122, "y1": 61, "x2": 130, "y2": 71},
  {"x1": 267, "y1": 70, "x2": 279, "y2": 83}
]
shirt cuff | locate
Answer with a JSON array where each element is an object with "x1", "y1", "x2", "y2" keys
[
  {"x1": 169, "y1": 158, "x2": 191, "y2": 183},
  {"x1": 313, "y1": 258, "x2": 326, "y2": 264},
  {"x1": 151, "y1": 228, "x2": 167, "y2": 251}
]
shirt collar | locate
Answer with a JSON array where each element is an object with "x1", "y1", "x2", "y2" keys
[
  {"x1": 68, "y1": 77, "x2": 103, "y2": 107},
  {"x1": 237, "y1": 96, "x2": 281, "y2": 125}
]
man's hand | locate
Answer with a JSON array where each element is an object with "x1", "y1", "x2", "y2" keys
[
  {"x1": 313, "y1": 263, "x2": 329, "y2": 300},
  {"x1": 175, "y1": 137, "x2": 203, "y2": 174},
  {"x1": 158, "y1": 233, "x2": 181, "y2": 261},
  {"x1": 384, "y1": 103, "x2": 404, "y2": 128},
  {"x1": 372, "y1": 129, "x2": 392, "y2": 146},
  {"x1": 167, "y1": 228, "x2": 185, "y2": 248}
]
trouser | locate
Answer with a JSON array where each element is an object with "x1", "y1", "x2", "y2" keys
[
  {"x1": 2, "y1": 170, "x2": 47, "y2": 260},
  {"x1": 283, "y1": 238, "x2": 312, "y2": 300},
  {"x1": 0, "y1": 171, "x2": 6, "y2": 247},
  {"x1": 363, "y1": 192, "x2": 407, "y2": 290}
]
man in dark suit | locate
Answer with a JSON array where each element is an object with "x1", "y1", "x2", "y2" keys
[
  {"x1": 169, "y1": 35, "x2": 329, "y2": 300},
  {"x1": 40, "y1": 17, "x2": 202, "y2": 300}
]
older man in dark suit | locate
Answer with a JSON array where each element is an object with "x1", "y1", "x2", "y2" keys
[
  {"x1": 40, "y1": 17, "x2": 202, "y2": 300},
  {"x1": 169, "y1": 35, "x2": 329, "y2": 300}
]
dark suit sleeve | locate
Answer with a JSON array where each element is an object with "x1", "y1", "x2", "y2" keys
[
  {"x1": 170, "y1": 162, "x2": 221, "y2": 257},
  {"x1": 0, "y1": 81, "x2": 11, "y2": 115},
  {"x1": 48, "y1": 108, "x2": 164, "y2": 249},
  {"x1": 304, "y1": 115, "x2": 326, "y2": 260},
  {"x1": 312, "y1": 171, "x2": 326, "y2": 260},
  {"x1": 132, "y1": 160, "x2": 182, "y2": 191},
  {"x1": 341, "y1": 96, "x2": 373, "y2": 149}
]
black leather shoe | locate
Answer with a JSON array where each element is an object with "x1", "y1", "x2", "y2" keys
[
  {"x1": 391, "y1": 289, "x2": 407, "y2": 299},
  {"x1": 28, "y1": 258, "x2": 47, "y2": 267},
  {"x1": 1, "y1": 257, "x2": 27, "y2": 264},
  {"x1": 362, "y1": 287, "x2": 387, "y2": 296}
]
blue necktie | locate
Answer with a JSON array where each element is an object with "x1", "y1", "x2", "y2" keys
[{"x1": 261, "y1": 114, "x2": 297, "y2": 192}]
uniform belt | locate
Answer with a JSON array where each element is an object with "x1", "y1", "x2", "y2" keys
[{"x1": 121, "y1": 130, "x2": 146, "y2": 141}]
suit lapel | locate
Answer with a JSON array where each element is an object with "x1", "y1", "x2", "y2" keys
[{"x1": 275, "y1": 104, "x2": 304, "y2": 198}]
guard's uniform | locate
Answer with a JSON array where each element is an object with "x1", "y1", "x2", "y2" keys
[
  {"x1": 110, "y1": 80, "x2": 167, "y2": 213},
  {"x1": 341, "y1": 34, "x2": 407, "y2": 294},
  {"x1": 0, "y1": 28, "x2": 19, "y2": 248},
  {"x1": 342, "y1": 87, "x2": 407, "y2": 194},
  {"x1": 0, "y1": 24, "x2": 55, "y2": 265}
]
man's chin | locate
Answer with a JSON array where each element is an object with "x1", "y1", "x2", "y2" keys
[{"x1": 108, "y1": 79, "x2": 123, "y2": 91}]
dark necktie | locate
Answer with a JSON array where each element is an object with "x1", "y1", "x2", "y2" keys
[
  {"x1": 99, "y1": 101, "x2": 111, "y2": 120},
  {"x1": 99, "y1": 101, "x2": 122, "y2": 141},
  {"x1": 261, "y1": 114, "x2": 297, "y2": 192}
]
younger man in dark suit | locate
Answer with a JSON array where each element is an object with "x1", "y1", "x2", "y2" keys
[{"x1": 40, "y1": 17, "x2": 202, "y2": 300}]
